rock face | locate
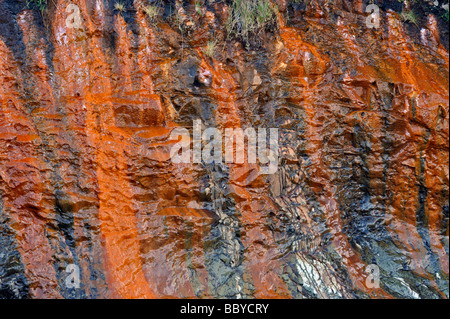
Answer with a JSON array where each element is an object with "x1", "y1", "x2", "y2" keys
[{"x1": 0, "y1": 0, "x2": 448, "y2": 299}]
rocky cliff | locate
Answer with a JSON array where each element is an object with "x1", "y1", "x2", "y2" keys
[{"x1": 0, "y1": 0, "x2": 448, "y2": 299}]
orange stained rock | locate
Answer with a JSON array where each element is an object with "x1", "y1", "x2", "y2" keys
[
  {"x1": 278, "y1": 16, "x2": 393, "y2": 298},
  {"x1": 197, "y1": 50, "x2": 292, "y2": 298},
  {"x1": 0, "y1": 0, "x2": 447, "y2": 299},
  {"x1": 49, "y1": 0, "x2": 156, "y2": 298},
  {"x1": 0, "y1": 39, "x2": 62, "y2": 298}
]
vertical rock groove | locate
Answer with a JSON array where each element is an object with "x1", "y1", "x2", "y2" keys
[{"x1": 0, "y1": 0, "x2": 448, "y2": 299}]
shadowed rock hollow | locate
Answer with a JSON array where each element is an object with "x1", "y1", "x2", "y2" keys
[{"x1": 0, "y1": 0, "x2": 448, "y2": 299}]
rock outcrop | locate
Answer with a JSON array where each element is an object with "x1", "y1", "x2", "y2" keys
[{"x1": 0, "y1": 0, "x2": 448, "y2": 299}]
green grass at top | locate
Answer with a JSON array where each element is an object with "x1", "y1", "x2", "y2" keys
[
  {"x1": 226, "y1": 0, "x2": 279, "y2": 46},
  {"x1": 27, "y1": 0, "x2": 47, "y2": 14}
]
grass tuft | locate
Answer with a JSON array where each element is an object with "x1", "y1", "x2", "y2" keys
[
  {"x1": 204, "y1": 39, "x2": 217, "y2": 58},
  {"x1": 26, "y1": 0, "x2": 47, "y2": 14},
  {"x1": 401, "y1": 9, "x2": 418, "y2": 25},
  {"x1": 142, "y1": 4, "x2": 161, "y2": 22},
  {"x1": 195, "y1": 0, "x2": 204, "y2": 16},
  {"x1": 114, "y1": 2, "x2": 126, "y2": 13},
  {"x1": 226, "y1": 0, "x2": 279, "y2": 46}
]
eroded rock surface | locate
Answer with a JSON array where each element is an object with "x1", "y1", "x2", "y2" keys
[{"x1": 0, "y1": 0, "x2": 448, "y2": 299}]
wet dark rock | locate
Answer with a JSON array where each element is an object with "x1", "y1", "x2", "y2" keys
[{"x1": 0, "y1": 0, "x2": 448, "y2": 299}]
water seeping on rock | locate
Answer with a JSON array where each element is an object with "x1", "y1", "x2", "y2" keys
[{"x1": 0, "y1": 0, "x2": 448, "y2": 299}]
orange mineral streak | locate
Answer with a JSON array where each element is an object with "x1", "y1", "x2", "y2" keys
[
  {"x1": 19, "y1": 9, "x2": 105, "y2": 297},
  {"x1": 0, "y1": 39, "x2": 62, "y2": 298},
  {"x1": 50, "y1": 0, "x2": 155, "y2": 298},
  {"x1": 197, "y1": 50, "x2": 291, "y2": 298},
  {"x1": 279, "y1": 5, "x2": 448, "y2": 297},
  {"x1": 0, "y1": 0, "x2": 447, "y2": 299},
  {"x1": 131, "y1": 13, "x2": 211, "y2": 299},
  {"x1": 380, "y1": 14, "x2": 449, "y2": 295},
  {"x1": 132, "y1": 14, "x2": 213, "y2": 298},
  {"x1": 278, "y1": 19, "x2": 392, "y2": 298},
  {"x1": 333, "y1": 14, "x2": 420, "y2": 297}
]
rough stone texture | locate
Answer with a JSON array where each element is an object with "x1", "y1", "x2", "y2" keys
[{"x1": 0, "y1": 0, "x2": 448, "y2": 299}]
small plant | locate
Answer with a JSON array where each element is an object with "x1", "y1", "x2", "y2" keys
[
  {"x1": 26, "y1": 0, "x2": 47, "y2": 15},
  {"x1": 143, "y1": 5, "x2": 160, "y2": 22},
  {"x1": 174, "y1": 9, "x2": 185, "y2": 33},
  {"x1": 204, "y1": 39, "x2": 217, "y2": 58},
  {"x1": 401, "y1": 9, "x2": 418, "y2": 25},
  {"x1": 256, "y1": 0, "x2": 276, "y2": 26},
  {"x1": 226, "y1": 0, "x2": 279, "y2": 46},
  {"x1": 195, "y1": 0, "x2": 203, "y2": 16},
  {"x1": 114, "y1": 2, "x2": 126, "y2": 13}
]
